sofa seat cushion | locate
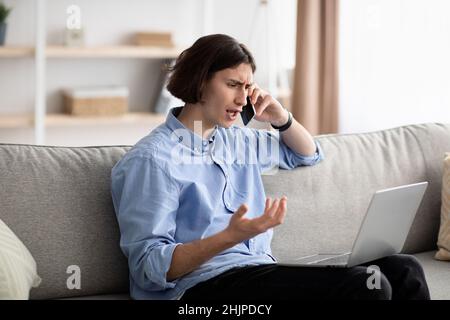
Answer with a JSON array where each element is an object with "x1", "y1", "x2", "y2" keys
[{"x1": 413, "y1": 251, "x2": 450, "y2": 300}]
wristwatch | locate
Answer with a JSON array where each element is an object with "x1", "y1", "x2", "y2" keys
[{"x1": 271, "y1": 110, "x2": 293, "y2": 132}]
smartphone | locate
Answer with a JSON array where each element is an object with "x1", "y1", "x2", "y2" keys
[{"x1": 241, "y1": 96, "x2": 256, "y2": 126}]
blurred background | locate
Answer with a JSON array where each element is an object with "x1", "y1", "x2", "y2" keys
[{"x1": 0, "y1": 0, "x2": 449, "y2": 146}]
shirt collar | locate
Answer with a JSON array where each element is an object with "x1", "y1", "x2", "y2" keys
[{"x1": 165, "y1": 106, "x2": 218, "y2": 154}]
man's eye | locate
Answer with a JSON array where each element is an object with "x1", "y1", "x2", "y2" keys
[{"x1": 228, "y1": 84, "x2": 237, "y2": 87}]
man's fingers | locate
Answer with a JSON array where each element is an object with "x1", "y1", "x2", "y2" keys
[
  {"x1": 251, "y1": 87, "x2": 261, "y2": 105},
  {"x1": 263, "y1": 197, "x2": 282, "y2": 217},
  {"x1": 263, "y1": 197, "x2": 288, "y2": 228},
  {"x1": 250, "y1": 196, "x2": 288, "y2": 232},
  {"x1": 268, "y1": 199, "x2": 279, "y2": 217},
  {"x1": 265, "y1": 197, "x2": 271, "y2": 209},
  {"x1": 256, "y1": 95, "x2": 272, "y2": 115},
  {"x1": 274, "y1": 197, "x2": 287, "y2": 224},
  {"x1": 235, "y1": 204, "x2": 248, "y2": 218}
]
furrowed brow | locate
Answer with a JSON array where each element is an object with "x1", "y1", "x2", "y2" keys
[{"x1": 228, "y1": 79, "x2": 254, "y2": 87}]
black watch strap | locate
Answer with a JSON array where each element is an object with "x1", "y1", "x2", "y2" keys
[{"x1": 271, "y1": 110, "x2": 293, "y2": 132}]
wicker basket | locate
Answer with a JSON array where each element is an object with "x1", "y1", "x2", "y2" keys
[
  {"x1": 135, "y1": 31, "x2": 174, "y2": 47},
  {"x1": 63, "y1": 86, "x2": 129, "y2": 116}
]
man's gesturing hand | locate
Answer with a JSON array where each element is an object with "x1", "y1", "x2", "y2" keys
[
  {"x1": 224, "y1": 197, "x2": 287, "y2": 244},
  {"x1": 167, "y1": 197, "x2": 287, "y2": 281}
]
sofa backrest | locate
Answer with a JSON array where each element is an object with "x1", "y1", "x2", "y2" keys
[
  {"x1": 267, "y1": 123, "x2": 450, "y2": 261},
  {"x1": 1, "y1": 123, "x2": 449, "y2": 299},
  {"x1": 0, "y1": 144, "x2": 131, "y2": 299}
]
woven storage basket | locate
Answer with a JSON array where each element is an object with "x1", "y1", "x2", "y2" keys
[{"x1": 63, "y1": 86, "x2": 129, "y2": 116}]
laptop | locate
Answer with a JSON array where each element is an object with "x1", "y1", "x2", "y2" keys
[{"x1": 277, "y1": 182, "x2": 428, "y2": 268}]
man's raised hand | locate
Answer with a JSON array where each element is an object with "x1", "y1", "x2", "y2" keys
[{"x1": 224, "y1": 196, "x2": 287, "y2": 244}]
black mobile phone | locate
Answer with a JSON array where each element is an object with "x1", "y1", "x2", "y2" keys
[{"x1": 241, "y1": 96, "x2": 256, "y2": 126}]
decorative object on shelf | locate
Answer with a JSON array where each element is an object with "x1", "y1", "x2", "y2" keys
[
  {"x1": 63, "y1": 86, "x2": 129, "y2": 117},
  {"x1": 0, "y1": 1, "x2": 12, "y2": 46},
  {"x1": 134, "y1": 31, "x2": 174, "y2": 47},
  {"x1": 64, "y1": 26, "x2": 85, "y2": 47}
]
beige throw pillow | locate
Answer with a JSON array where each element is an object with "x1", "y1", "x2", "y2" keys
[
  {"x1": 0, "y1": 219, "x2": 42, "y2": 299},
  {"x1": 435, "y1": 152, "x2": 450, "y2": 261}
]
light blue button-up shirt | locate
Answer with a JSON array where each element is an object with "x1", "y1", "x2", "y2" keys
[{"x1": 111, "y1": 106, "x2": 324, "y2": 300}]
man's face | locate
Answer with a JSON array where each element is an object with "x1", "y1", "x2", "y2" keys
[{"x1": 200, "y1": 63, "x2": 254, "y2": 129}]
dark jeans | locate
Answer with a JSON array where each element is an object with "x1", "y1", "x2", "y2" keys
[{"x1": 180, "y1": 254, "x2": 430, "y2": 300}]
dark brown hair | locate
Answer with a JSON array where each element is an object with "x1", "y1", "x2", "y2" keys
[{"x1": 166, "y1": 34, "x2": 256, "y2": 104}]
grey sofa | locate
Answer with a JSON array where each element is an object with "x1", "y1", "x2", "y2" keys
[{"x1": 1, "y1": 123, "x2": 449, "y2": 300}]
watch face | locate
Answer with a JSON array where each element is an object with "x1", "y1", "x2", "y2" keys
[{"x1": 241, "y1": 96, "x2": 255, "y2": 126}]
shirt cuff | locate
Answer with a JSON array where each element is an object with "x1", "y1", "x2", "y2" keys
[
  {"x1": 290, "y1": 140, "x2": 324, "y2": 166},
  {"x1": 146, "y1": 242, "x2": 181, "y2": 290}
]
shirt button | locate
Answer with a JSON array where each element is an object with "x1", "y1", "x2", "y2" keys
[{"x1": 178, "y1": 136, "x2": 183, "y2": 142}]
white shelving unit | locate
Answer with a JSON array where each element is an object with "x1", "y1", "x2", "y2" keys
[
  {"x1": 0, "y1": 0, "x2": 183, "y2": 145},
  {"x1": 1, "y1": 0, "x2": 292, "y2": 145},
  {"x1": 35, "y1": 0, "x2": 46, "y2": 145}
]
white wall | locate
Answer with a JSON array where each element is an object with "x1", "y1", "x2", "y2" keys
[
  {"x1": 339, "y1": 0, "x2": 450, "y2": 134},
  {"x1": 210, "y1": 0, "x2": 297, "y2": 91}
]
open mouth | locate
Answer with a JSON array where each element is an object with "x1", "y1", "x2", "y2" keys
[
  {"x1": 226, "y1": 109, "x2": 241, "y2": 121},
  {"x1": 226, "y1": 110, "x2": 239, "y2": 117}
]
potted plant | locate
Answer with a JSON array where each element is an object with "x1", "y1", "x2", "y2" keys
[{"x1": 0, "y1": 1, "x2": 12, "y2": 46}]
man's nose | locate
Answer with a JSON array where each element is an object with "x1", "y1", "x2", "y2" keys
[{"x1": 235, "y1": 90, "x2": 247, "y2": 106}]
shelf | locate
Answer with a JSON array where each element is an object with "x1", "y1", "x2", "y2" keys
[
  {"x1": 0, "y1": 46, "x2": 183, "y2": 59},
  {"x1": 45, "y1": 112, "x2": 166, "y2": 126},
  {"x1": 0, "y1": 113, "x2": 34, "y2": 128},
  {"x1": 0, "y1": 112, "x2": 167, "y2": 129},
  {"x1": 0, "y1": 46, "x2": 34, "y2": 57},
  {"x1": 46, "y1": 45, "x2": 183, "y2": 58}
]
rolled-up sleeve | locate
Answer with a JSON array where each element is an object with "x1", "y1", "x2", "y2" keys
[
  {"x1": 278, "y1": 137, "x2": 324, "y2": 169},
  {"x1": 111, "y1": 155, "x2": 180, "y2": 291},
  {"x1": 248, "y1": 128, "x2": 324, "y2": 172}
]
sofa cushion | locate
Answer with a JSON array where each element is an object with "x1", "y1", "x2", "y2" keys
[
  {"x1": 0, "y1": 144, "x2": 131, "y2": 299},
  {"x1": 0, "y1": 219, "x2": 42, "y2": 299},
  {"x1": 414, "y1": 251, "x2": 450, "y2": 300},
  {"x1": 435, "y1": 152, "x2": 450, "y2": 260}
]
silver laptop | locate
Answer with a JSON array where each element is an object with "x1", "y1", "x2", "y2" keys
[{"x1": 278, "y1": 182, "x2": 428, "y2": 268}]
